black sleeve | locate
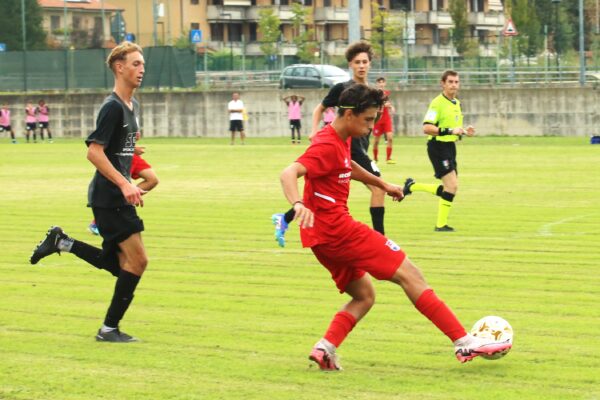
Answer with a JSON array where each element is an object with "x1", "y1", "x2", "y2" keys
[
  {"x1": 321, "y1": 83, "x2": 345, "y2": 108},
  {"x1": 85, "y1": 101, "x2": 123, "y2": 147}
]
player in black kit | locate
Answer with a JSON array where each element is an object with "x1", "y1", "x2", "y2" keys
[{"x1": 29, "y1": 42, "x2": 148, "y2": 343}]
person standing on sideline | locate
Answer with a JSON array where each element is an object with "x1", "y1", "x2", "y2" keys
[
  {"x1": 271, "y1": 41, "x2": 388, "y2": 247},
  {"x1": 282, "y1": 94, "x2": 305, "y2": 144},
  {"x1": 228, "y1": 92, "x2": 245, "y2": 145},
  {"x1": 322, "y1": 107, "x2": 335, "y2": 126},
  {"x1": 29, "y1": 42, "x2": 149, "y2": 343},
  {"x1": 25, "y1": 102, "x2": 37, "y2": 143},
  {"x1": 36, "y1": 99, "x2": 53, "y2": 143},
  {"x1": 372, "y1": 77, "x2": 395, "y2": 164},
  {"x1": 403, "y1": 70, "x2": 475, "y2": 232},
  {"x1": 0, "y1": 104, "x2": 17, "y2": 143},
  {"x1": 279, "y1": 84, "x2": 510, "y2": 371}
]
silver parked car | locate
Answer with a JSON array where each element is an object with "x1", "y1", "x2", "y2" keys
[{"x1": 279, "y1": 64, "x2": 350, "y2": 89}]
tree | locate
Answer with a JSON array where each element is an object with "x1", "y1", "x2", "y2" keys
[
  {"x1": 448, "y1": 0, "x2": 470, "y2": 56},
  {"x1": 257, "y1": 8, "x2": 281, "y2": 67},
  {"x1": 0, "y1": 0, "x2": 46, "y2": 50},
  {"x1": 370, "y1": 2, "x2": 404, "y2": 64},
  {"x1": 290, "y1": 2, "x2": 318, "y2": 63},
  {"x1": 512, "y1": 0, "x2": 543, "y2": 63}
]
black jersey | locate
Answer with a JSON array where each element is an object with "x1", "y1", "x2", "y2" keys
[
  {"x1": 86, "y1": 92, "x2": 140, "y2": 208},
  {"x1": 322, "y1": 80, "x2": 371, "y2": 160}
]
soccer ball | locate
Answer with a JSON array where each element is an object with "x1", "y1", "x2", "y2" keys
[{"x1": 470, "y1": 316, "x2": 513, "y2": 360}]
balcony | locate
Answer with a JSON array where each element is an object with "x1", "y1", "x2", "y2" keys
[
  {"x1": 414, "y1": 11, "x2": 453, "y2": 28},
  {"x1": 246, "y1": 6, "x2": 295, "y2": 22},
  {"x1": 207, "y1": 5, "x2": 247, "y2": 21},
  {"x1": 314, "y1": 7, "x2": 349, "y2": 23},
  {"x1": 468, "y1": 12, "x2": 505, "y2": 29}
]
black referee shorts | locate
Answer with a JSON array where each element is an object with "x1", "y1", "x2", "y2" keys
[
  {"x1": 352, "y1": 152, "x2": 381, "y2": 177},
  {"x1": 427, "y1": 140, "x2": 458, "y2": 179},
  {"x1": 289, "y1": 119, "x2": 301, "y2": 130},
  {"x1": 92, "y1": 206, "x2": 144, "y2": 256}
]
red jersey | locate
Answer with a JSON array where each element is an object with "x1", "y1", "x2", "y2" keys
[
  {"x1": 379, "y1": 89, "x2": 392, "y2": 122},
  {"x1": 296, "y1": 124, "x2": 356, "y2": 247}
]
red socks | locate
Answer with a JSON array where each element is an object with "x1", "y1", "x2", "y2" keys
[
  {"x1": 324, "y1": 311, "x2": 357, "y2": 347},
  {"x1": 386, "y1": 147, "x2": 392, "y2": 160},
  {"x1": 415, "y1": 289, "x2": 466, "y2": 342},
  {"x1": 373, "y1": 147, "x2": 379, "y2": 161}
]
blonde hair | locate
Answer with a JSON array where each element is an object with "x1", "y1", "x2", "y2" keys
[{"x1": 106, "y1": 41, "x2": 143, "y2": 72}]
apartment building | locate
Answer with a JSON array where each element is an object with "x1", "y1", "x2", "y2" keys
[
  {"x1": 39, "y1": 0, "x2": 122, "y2": 48},
  {"x1": 40, "y1": 0, "x2": 505, "y2": 58}
]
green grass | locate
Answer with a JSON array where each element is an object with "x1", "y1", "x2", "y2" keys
[{"x1": 0, "y1": 136, "x2": 599, "y2": 400}]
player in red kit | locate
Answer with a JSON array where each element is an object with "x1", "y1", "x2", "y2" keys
[
  {"x1": 279, "y1": 84, "x2": 511, "y2": 371},
  {"x1": 372, "y1": 77, "x2": 395, "y2": 164}
]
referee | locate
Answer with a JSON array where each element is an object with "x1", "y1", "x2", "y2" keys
[{"x1": 404, "y1": 70, "x2": 474, "y2": 232}]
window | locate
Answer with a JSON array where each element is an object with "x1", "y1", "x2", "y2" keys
[
  {"x1": 249, "y1": 22, "x2": 257, "y2": 41},
  {"x1": 305, "y1": 68, "x2": 319, "y2": 78},
  {"x1": 324, "y1": 0, "x2": 331, "y2": 6},
  {"x1": 191, "y1": 0, "x2": 199, "y2": 4},
  {"x1": 304, "y1": 0, "x2": 312, "y2": 5},
  {"x1": 228, "y1": 24, "x2": 242, "y2": 41},
  {"x1": 191, "y1": 22, "x2": 200, "y2": 30},
  {"x1": 72, "y1": 16, "x2": 81, "y2": 30},
  {"x1": 51, "y1": 15, "x2": 61, "y2": 31},
  {"x1": 390, "y1": 0, "x2": 411, "y2": 10},
  {"x1": 291, "y1": 67, "x2": 305, "y2": 76},
  {"x1": 210, "y1": 23, "x2": 224, "y2": 41}
]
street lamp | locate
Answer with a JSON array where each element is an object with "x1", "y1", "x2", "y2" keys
[
  {"x1": 552, "y1": 0, "x2": 561, "y2": 70},
  {"x1": 221, "y1": 12, "x2": 233, "y2": 71},
  {"x1": 379, "y1": 5, "x2": 385, "y2": 70}
]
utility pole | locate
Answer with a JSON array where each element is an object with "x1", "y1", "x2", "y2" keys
[
  {"x1": 348, "y1": 0, "x2": 360, "y2": 43},
  {"x1": 579, "y1": 0, "x2": 585, "y2": 86}
]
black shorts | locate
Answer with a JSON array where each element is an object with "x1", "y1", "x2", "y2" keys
[
  {"x1": 230, "y1": 120, "x2": 244, "y2": 132},
  {"x1": 26, "y1": 123, "x2": 37, "y2": 131},
  {"x1": 352, "y1": 151, "x2": 381, "y2": 177},
  {"x1": 427, "y1": 140, "x2": 457, "y2": 179},
  {"x1": 0, "y1": 125, "x2": 10, "y2": 131},
  {"x1": 38, "y1": 122, "x2": 49, "y2": 129},
  {"x1": 289, "y1": 119, "x2": 301, "y2": 129},
  {"x1": 92, "y1": 206, "x2": 144, "y2": 256}
]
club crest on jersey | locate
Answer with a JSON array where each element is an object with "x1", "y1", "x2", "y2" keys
[
  {"x1": 344, "y1": 158, "x2": 349, "y2": 168},
  {"x1": 385, "y1": 239, "x2": 401, "y2": 252}
]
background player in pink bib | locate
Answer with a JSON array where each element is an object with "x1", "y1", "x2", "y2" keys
[
  {"x1": 0, "y1": 104, "x2": 17, "y2": 143},
  {"x1": 278, "y1": 84, "x2": 511, "y2": 371},
  {"x1": 282, "y1": 94, "x2": 305, "y2": 144},
  {"x1": 36, "y1": 99, "x2": 53, "y2": 143},
  {"x1": 25, "y1": 102, "x2": 37, "y2": 143}
]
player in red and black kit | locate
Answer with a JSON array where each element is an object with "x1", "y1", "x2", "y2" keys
[
  {"x1": 29, "y1": 42, "x2": 149, "y2": 343},
  {"x1": 372, "y1": 77, "x2": 395, "y2": 164},
  {"x1": 272, "y1": 41, "x2": 388, "y2": 247},
  {"x1": 279, "y1": 84, "x2": 511, "y2": 370}
]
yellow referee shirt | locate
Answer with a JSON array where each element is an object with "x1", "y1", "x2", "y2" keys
[{"x1": 423, "y1": 94, "x2": 463, "y2": 143}]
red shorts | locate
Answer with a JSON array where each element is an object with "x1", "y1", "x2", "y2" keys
[
  {"x1": 131, "y1": 154, "x2": 151, "y2": 180},
  {"x1": 373, "y1": 115, "x2": 392, "y2": 137},
  {"x1": 311, "y1": 222, "x2": 406, "y2": 293}
]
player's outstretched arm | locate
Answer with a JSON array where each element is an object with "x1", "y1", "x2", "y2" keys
[
  {"x1": 310, "y1": 103, "x2": 326, "y2": 140},
  {"x1": 350, "y1": 160, "x2": 404, "y2": 201},
  {"x1": 87, "y1": 143, "x2": 145, "y2": 207},
  {"x1": 280, "y1": 162, "x2": 314, "y2": 228}
]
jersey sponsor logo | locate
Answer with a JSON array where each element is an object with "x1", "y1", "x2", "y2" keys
[
  {"x1": 425, "y1": 109, "x2": 437, "y2": 121},
  {"x1": 338, "y1": 171, "x2": 351, "y2": 184},
  {"x1": 385, "y1": 239, "x2": 401, "y2": 252}
]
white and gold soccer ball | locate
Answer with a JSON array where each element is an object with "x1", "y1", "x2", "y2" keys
[{"x1": 470, "y1": 316, "x2": 513, "y2": 360}]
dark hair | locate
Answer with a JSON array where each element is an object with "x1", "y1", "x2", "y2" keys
[
  {"x1": 376, "y1": 77, "x2": 386, "y2": 83},
  {"x1": 337, "y1": 84, "x2": 385, "y2": 117},
  {"x1": 345, "y1": 41, "x2": 373, "y2": 62},
  {"x1": 441, "y1": 70, "x2": 459, "y2": 82}
]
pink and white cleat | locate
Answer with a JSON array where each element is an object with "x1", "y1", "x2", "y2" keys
[
  {"x1": 309, "y1": 345, "x2": 342, "y2": 371},
  {"x1": 454, "y1": 335, "x2": 512, "y2": 363}
]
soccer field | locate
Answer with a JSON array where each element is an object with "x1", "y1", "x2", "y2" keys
[{"x1": 0, "y1": 136, "x2": 599, "y2": 400}]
